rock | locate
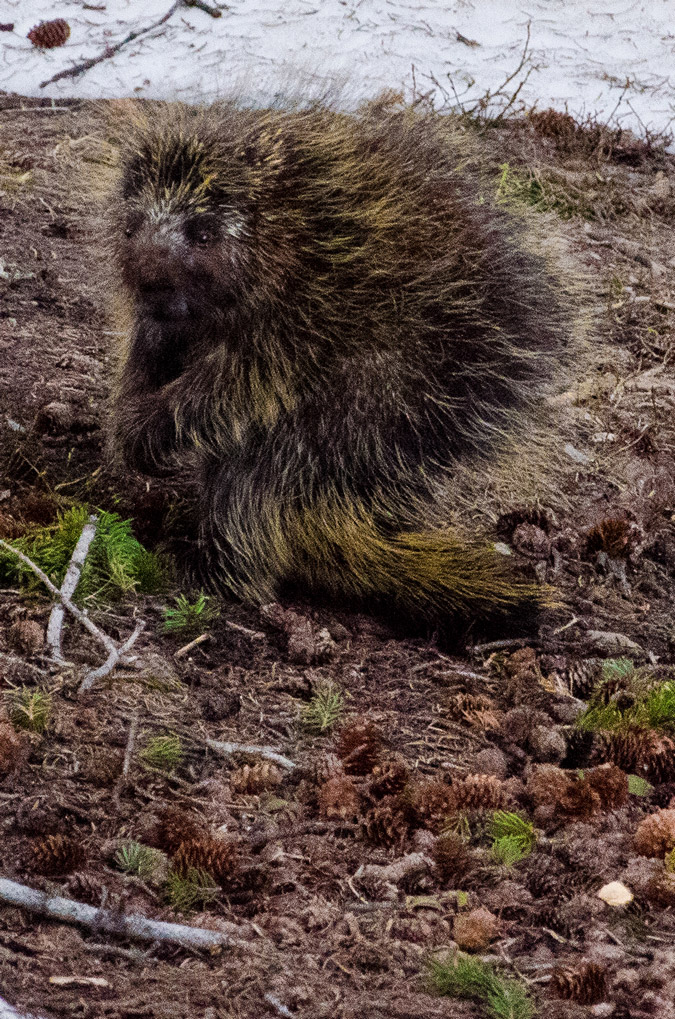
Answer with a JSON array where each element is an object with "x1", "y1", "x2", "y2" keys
[
  {"x1": 597, "y1": 881, "x2": 633, "y2": 906},
  {"x1": 586, "y1": 631, "x2": 643, "y2": 656}
]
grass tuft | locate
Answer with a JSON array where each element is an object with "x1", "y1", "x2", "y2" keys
[
  {"x1": 140, "y1": 733, "x2": 183, "y2": 772},
  {"x1": 578, "y1": 674, "x2": 675, "y2": 737},
  {"x1": 429, "y1": 953, "x2": 535, "y2": 1019},
  {"x1": 165, "y1": 866, "x2": 219, "y2": 913},
  {"x1": 114, "y1": 841, "x2": 161, "y2": 879},
  {"x1": 489, "y1": 811, "x2": 536, "y2": 856}
]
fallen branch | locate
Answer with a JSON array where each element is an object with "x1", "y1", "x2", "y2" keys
[
  {"x1": 206, "y1": 738, "x2": 296, "y2": 771},
  {"x1": 0, "y1": 877, "x2": 251, "y2": 951},
  {"x1": 0, "y1": 539, "x2": 117, "y2": 655},
  {"x1": 39, "y1": 0, "x2": 219, "y2": 89},
  {"x1": 47, "y1": 513, "x2": 98, "y2": 665},
  {"x1": 0, "y1": 538, "x2": 146, "y2": 692},
  {"x1": 79, "y1": 620, "x2": 145, "y2": 693},
  {"x1": 174, "y1": 632, "x2": 210, "y2": 658},
  {"x1": 354, "y1": 852, "x2": 432, "y2": 889}
]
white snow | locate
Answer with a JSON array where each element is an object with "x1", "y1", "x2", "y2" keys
[{"x1": 1, "y1": 0, "x2": 674, "y2": 138}]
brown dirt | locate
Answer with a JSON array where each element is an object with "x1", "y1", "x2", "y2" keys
[{"x1": 0, "y1": 93, "x2": 675, "y2": 1019}]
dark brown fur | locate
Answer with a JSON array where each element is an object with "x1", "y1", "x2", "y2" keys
[{"x1": 108, "y1": 98, "x2": 575, "y2": 624}]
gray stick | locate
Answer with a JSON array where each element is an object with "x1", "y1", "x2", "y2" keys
[
  {"x1": 46, "y1": 514, "x2": 98, "y2": 665},
  {"x1": 206, "y1": 738, "x2": 296, "y2": 771},
  {"x1": 0, "y1": 877, "x2": 250, "y2": 951}
]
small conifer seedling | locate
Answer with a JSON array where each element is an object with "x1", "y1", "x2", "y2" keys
[
  {"x1": 161, "y1": 591, "x2": 219, "y2": 637},
  {"x1": 301, "y1": 682, "x2": 345, "y2": 733},
  {"x1": 9, "y1": 688, "x2": 51, "y2": 733}
]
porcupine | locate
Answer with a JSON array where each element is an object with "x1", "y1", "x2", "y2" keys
[{"x1": 107, "y1": 96, "x2": 577, "y2": 627}]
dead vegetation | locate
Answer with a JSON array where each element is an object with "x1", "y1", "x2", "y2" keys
[{"x1": 0, "y1": 93, "x2": 674, "y2": 1018}]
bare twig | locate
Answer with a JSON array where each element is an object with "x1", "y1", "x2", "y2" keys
[
  {"x1": 122, "y1": 708, "x2": 140, "y2": 779},
  {"x1": 264, "y1": 995, "x2": 294, "y2": 1019},
  {"x1": 40, "y1": 1, "x2": 185, "y2": 89},
  {"x1": 47, "y1": 514, "x2": 98, "y2": 665},
  {"x1": 472, "y1": 637, "x2": 531, "y2": 655},
  {"x1": 0, "y1": 539, "x2": 117, "y2": 655},
  {"x1": 174, "y1": 632, "x2": 211, "y2": 658},
  {"x1": 0, "y1": 877, "x2": 252, "y2": 951},
  {"x1": 185, "y1": 0, "x2": 223, "y2": 15},
  {"x1": 355, "y1": 852, "x2": 432, "y2": 887},
  {"x1": 224, "y1": 619, "x2": 266, "y2": 640},
  {"x1": 206, "y1": 738, "x2": 296, "y2": 771},
  {"x1": 0, "y1": 537, "x2": 146, "y2": 692},
  {"x1": 79, "y1": 620, "x2": 145, "y2": 693}
]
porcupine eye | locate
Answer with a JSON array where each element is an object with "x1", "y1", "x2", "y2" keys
[{"x1": 184, "y1": 217, "x2": 221, "y2": 247}]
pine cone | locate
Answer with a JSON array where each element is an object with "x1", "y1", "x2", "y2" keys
[
  {"x1": 643, "y1": 734, "x2": 675, "y2": 784},
  {"x1": 550, "y1": 961, "x2": 609, "y2": 1005},
  {"x1": 567, "y1": 659, "x2": 603, "y2": 699},
  {"x1": 30, "y1": 834, "x2": 85, "y2": 875},
  {"x1": 604, "y1": 729, "x2": 643, "y2": 773},
  {"x1": 369, "y1": 755, "x2": 409, "y2": 798},
  {"x1": 27, "y1": 19, "x2": 70, "y2": 49},
  {"x1": 634, "y1": 808, "x2": 675, "y2": 857},
  {"x1": 230, "y1": 761, "x2": 283, "y2": 794},
  {"x1": 586, "y1": 763, "x2": 628, "y2": 809},
  {"x1": 606, "y1": 729, "x2": 675, "y2": 783},
  {"x1": 304, "y1": 752, "x2": 344, "y2": 787},
  {"x1": 451, "y1": 773, "x2": 508, "y2": 812},
  {"x1": 361, "y1": 795, "x2": 411, "y2": 846},
  {"x1": 336, "y1": 716, "x2": 382, "y2": 774},
  {"x1": 453, "y1": 907, "x2": 500, "y2": 951},
  {"x1": 561, "y1": 775, "x2": 601, "y2": 819},
  {"x1": 561, "y1": 728, "x2": 596, "y2": 769},
  {"x1": 645, "y1": 872, "x2": 675, "y2": 907},
  {"x1": 317, "y1": 775, "x2": 360, "y2": 822},
  {"x1": 524, "y1": 853, "x2": 570, "y2": 903},
  {"x1": 8, "y1": 619, "x2": 44, "y2": 655},
  {"x1": 432, "y1": 832, "x2": 473, "y2": 886},
  {"x1": 153, "y1": 806, "x2": 204, "y2": 854},
  {"x1": 173, "y1": 837, "x2": 238, "y2": 885},
  {"x1": 411, "y1": 779, "x2": 458, "y2": 832}
]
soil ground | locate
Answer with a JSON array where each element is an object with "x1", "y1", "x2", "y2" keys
[{"x1": 0, "y1": 94, "x2": 675, "y2": 1019}]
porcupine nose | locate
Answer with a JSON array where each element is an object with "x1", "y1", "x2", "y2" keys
[{"x1": 137, "y1": 274, "x2": 188, "y2": 323}]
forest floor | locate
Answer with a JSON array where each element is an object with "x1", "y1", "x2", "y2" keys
[{"x1": 0, "y1": 94, "x2": 675, "y2": 1019}]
